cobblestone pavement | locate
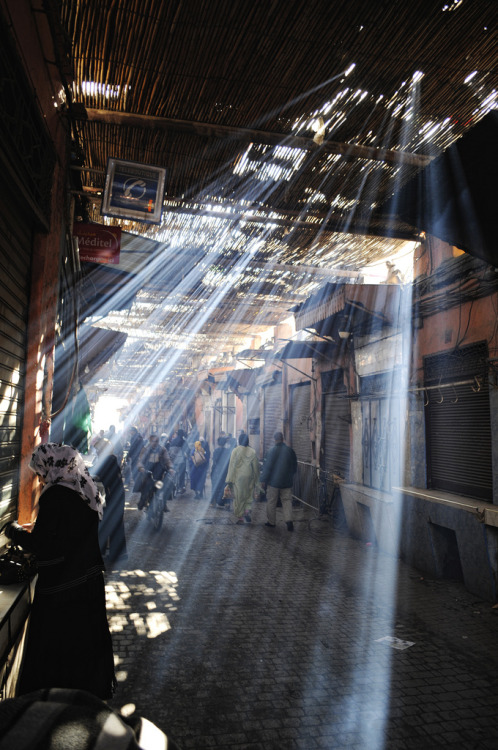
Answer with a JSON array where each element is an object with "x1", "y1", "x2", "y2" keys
[{"x1": 104, "y1": 487, "x2": 498, "y2": 749}]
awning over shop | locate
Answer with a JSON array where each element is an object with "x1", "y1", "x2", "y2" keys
[
  {"x1": 197, "y1": 379, "x2": 213, "y2": 393},
  {"x1": 236, "y1": 349, "x2": 275, "y2": 362},
  {"x1": 393, "y1": 112, "x2": 498, "y2": 266},
  {"x1": 78, "y1": 325, "x2": 128, "y2": 384},
  {"x1": 294, "y1": 283, "x2": 400, "y2": 336},
  {"x1": 255, "y1": 368, "x2": 282, "y2": 388},
  {"x1": 79, "y1": 262, "x2": 140, "y2": 320},
  {"x1": 226, "y1": 367, "x2": 262, "y2": 394},
  {"x1": 215, "y1": 379, "x2": 229, "y2": 391},
  {"x1": 294, "y1": 284, "x2": 345, "y2": 330},
  {"x1": 277, "y1": 340, "x2": 337, "y2": 360}
]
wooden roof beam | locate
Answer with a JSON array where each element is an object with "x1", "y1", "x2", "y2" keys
[
  {"x1": 77, "y1": 107, "x2": 432, "y2": 168},
  {"x1": 159, "y1": 204, "x2": 420, "y2": 241},
  {"x1": 76, "y1": 186, "x2": 420, "y2": 242}
]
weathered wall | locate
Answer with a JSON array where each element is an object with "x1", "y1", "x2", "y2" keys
[{"x1": 340, "y1": 482, "x2": 498, "y2": 601}]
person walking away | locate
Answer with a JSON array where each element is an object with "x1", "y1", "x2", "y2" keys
[
  {"x1": 225, "y1": 433, "x2": 260, "y2": 524},
  {"x1": 210, "y1": 437, "x2": 231, "y2": 507},
  {"x1": 226, "y1": 433, "x2": 237, "y2": 452},
  {"x1": 198, "y1": 437, "x2": 210, "y2": 497},
  {"x1": 260, "y1": 431, "x2": 298, "y2": 531},
  {"x1": 136, "y1": 433, "x2": 173, "y2": 510},
  {"x1": 190, "y1": 440, "x2": 208, "y2": 498},
  {"x1": 3, "y1": 443, "x2": 116, "y2": 698},
  {"x1": 126, "y1": 426, "x2": 144, "y2": 484},
  {"x1": 168, "y1": 429, "x2": 188, "y2": 493},
  {"x1": 106, "y1": 424, "x2": 124, "y2": 465},
  {"x1": 92, "y1": 438, "x2": 128, "y2": 566}
]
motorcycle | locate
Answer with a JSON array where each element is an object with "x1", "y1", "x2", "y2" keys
[{"x1": 140, "y1": 470, "x2": 176, "y2": 532}]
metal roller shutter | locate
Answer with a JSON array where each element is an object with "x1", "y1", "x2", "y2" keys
[
  {"x1": 0, "y1": 15, "x2": 55, "y2": 523},
  {"x1": 321, "y1": 370, "x2": 350, "y2": 480},
  {"x1": 0, "y1": 190, "x2": 32, "y2": 522},
  {"x1": 427, "y1": 382, "x2": 492, "y2": 499},
  {"x1": 226, "y1": 392, "x2": 236, "y2": 437},
  {"x1": 290, "y1": 381, "x2": 311, "y2": 462},
  {"x1": 425, "y1": 343, "x2": 492, "y2": 500},
  {"x1": 246, "y1": 393, "x2": 260, "y2": 458},
  {"x1": 359, "y1": 372, "x2": 404, "y2": 491},
  {"x1": 263, "y1": 383, "x2": 282, "y2": 458}
]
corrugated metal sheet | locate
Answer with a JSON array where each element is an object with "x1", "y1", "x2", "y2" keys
[
  {"x1": 425, "y1": 344, "x2": 492, "y2": 500},
  {"x1": 321, "y1": 370, "x2": 350, "y2": 480},
  {"x1": 426, "y1": 383, "x2": 492, "y2": 500},
  {"x1": 263, "y1": 383, "x2": 282, "y2": 458},
  {"x1": 290, "y1": 381, "x2": 312, "y2": 462},
  {"x1": 0, "y1": 187, "x2": 32, "y2": 522}
]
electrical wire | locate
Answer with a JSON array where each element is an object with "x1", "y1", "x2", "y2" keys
[
  {"x1": 46, "y1": 235, "x2": 81, "y2": 420},
  {"x1": 455, "y1": 298, "x2": 474, "y2": 349}
]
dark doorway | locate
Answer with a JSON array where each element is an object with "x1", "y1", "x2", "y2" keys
[{"x1": 429, "y1": 523, "x2": 464, "y2": 581}]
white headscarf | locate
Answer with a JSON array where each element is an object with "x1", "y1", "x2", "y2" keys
[{"x1": 29, "y1": 443, "x2": 104, "y2": 519}]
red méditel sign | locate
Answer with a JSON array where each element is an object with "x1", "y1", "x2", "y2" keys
[{"x1": 73, "y1": 223, "x2": 121, "y2": 264}]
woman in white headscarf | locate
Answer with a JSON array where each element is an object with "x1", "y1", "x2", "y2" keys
[{"x1": 4, "y1": 443, "x2": 116, "y2": 699}]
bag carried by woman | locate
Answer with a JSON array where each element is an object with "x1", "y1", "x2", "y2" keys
[{"x1": 192, "y1": 445, "x2": 206, "y2": 467}]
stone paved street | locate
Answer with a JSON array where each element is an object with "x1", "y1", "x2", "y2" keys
[{"x1": 105, "y1": 488, "x2": 498, "y2": 749}]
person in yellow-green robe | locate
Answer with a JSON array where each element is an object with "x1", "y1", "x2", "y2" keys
[{"x1": 225, "y1": 432, "x2": 260, "y2": 524}]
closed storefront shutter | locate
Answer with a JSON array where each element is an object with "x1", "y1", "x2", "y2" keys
[
  {"x1": 0, "y1": 16, "x2": 55, "y2": 523},
  {"x1": 290, "y1": 382, "x2": 311, "y2": 462},
  {"x1": 425, "y1": 342, "x2": 492, "y2": 501},
  {"x1": 247, "y1": 393, "x2": 260, "y2": 458},
  {"x1": 263, "y1": 383, "x2": 282, "y2": 458},
  {"x1": 321, "y1": 370, "x2": 350, "y2": 480},
  {"x1": 361, "y1": 397, "x2": 393, "y2": 492},
  {"x1": 226, "y1": 392, "x2": 236, "y2": 437},
  {"x1": 360, "y1": 372, "x2": 405, "y2": 492},
  {"x1": 0, "y1": 189, "x2": 33, "y2": 522}
]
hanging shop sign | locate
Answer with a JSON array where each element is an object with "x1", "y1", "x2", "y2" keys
[
  {"x1": 73, "y1": 222, "x2": 122, "y2": 264},
  {"x1": 101, "y1": 158, "x2": 166, "y2": 224}
]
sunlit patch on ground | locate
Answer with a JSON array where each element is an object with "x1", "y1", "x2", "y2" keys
[{"x1": 106, "y1": 570, "x2": 179, "y2": 638}]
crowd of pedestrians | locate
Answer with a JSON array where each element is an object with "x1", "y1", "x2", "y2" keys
[
  {"x1": 90, "y1": 426, "x2": 297, "y2": 536},
  {"x1": 91, "y1": 424, "x2": 298, "y2": 532},
  {"x1": 119, "y1": 426, "x2": 299, "y2": 530}
]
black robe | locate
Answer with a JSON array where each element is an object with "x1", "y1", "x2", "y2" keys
[
  {"x1": 94, "y1": 455, "x2": 127, "y2": 563},
  {"x1": 8, "y1": 485, "x2": 116, "y2": 699}
]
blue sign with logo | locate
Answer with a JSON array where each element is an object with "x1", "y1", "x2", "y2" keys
[{"x1": 101, "y1": 158, "x2": 166, "y2": 224}]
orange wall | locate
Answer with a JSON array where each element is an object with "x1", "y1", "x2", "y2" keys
[
  {"x1": 412, "y1": 235, "x2": 497, "y2": 379},
  {"x1": 412, "y1": 293, "x2": 498, "y2": 378},
  {"x1": 414, "y1": 235, "x2": 465, "y2": 279}
]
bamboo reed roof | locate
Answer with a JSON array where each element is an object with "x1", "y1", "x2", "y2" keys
[{"x1": 60, "y1": 0, "x2": 498, "y2": 385}]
